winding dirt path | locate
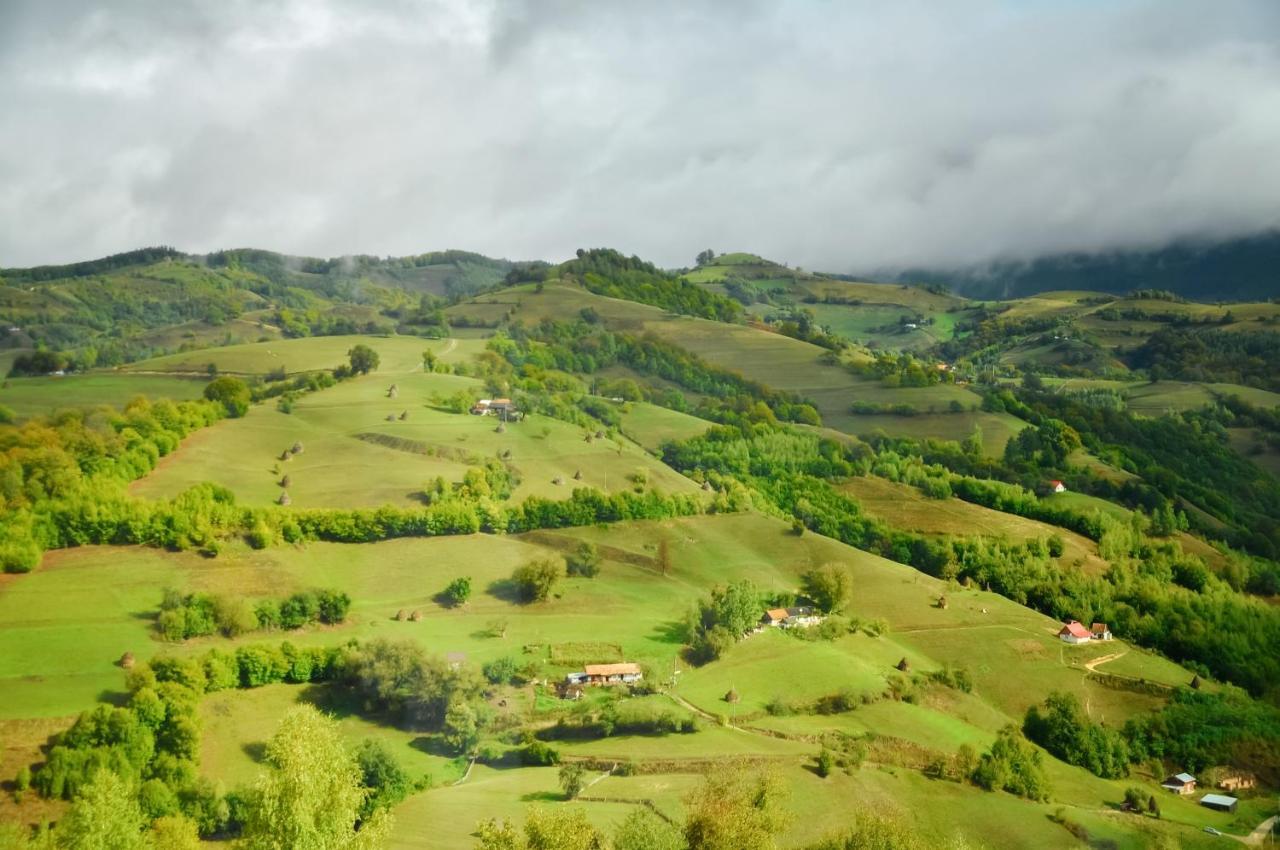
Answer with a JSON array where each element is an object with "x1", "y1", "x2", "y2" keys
[{"x1": 1082, "y1": 650, "x2": 1128, "y2": 673}]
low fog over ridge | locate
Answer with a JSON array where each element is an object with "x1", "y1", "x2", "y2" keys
[{"x1": 2, "y1": 0, "x2": 1279, "y2": 272}]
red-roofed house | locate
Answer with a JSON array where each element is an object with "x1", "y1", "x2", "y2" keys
[
  {"x1": 1091, "y1": 623, "x2": 1112, "y2": 641},
  {"x1": 1049, "y1": 480, "x2": 1067, "y2": 494},
  {"x1": 1058, "y1": 620, "x2": 1093, "y2": 644},
  {"x1": 582, "y1": 663, "x2": 643, "y2": 685}
]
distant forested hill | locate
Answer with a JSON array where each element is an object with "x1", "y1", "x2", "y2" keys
[{"x1": 883, "y1": 231, "x2": 1280, "y2": 301}]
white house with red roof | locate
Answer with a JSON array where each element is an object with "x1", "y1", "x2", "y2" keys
[
  {"x1": 1057, "y1": 620, "x2": 1093, "y2": 644},
  {"x1": 1049, "y1": 480, "x2": 1067, "y2": 494}
]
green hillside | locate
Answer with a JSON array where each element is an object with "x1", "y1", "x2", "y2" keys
[{"x1": 1, "y1": 244, "x2": 1278, "y2": 850}]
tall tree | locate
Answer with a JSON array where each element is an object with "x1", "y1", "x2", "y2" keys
[
  {"x1": 239, "y1": 705, "x2": 390, "y2": 850},
  {"x1": 55, "y1": 769, "x2": 149, "y2": 850}
]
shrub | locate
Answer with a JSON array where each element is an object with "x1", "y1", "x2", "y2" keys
[
  {"x1": 559, "y1": 762, "x2": 586, "y2": 799},
  {"x1": 511, "y1": 558, "x2": 563, "y2": 603},
  {"x1": 442, "y1": 576, "x2": 472, "y2": 608},
  {"x1": 483, "y1": 656, "x2": 520, "y2": 685},
  {"x1": 520, "y1": 739, "x2": 561, "y2": 766},
  {"x1": 565, "y1": 542, "x2": 601, "y2": 578}
]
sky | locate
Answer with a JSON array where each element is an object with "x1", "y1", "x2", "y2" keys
[{"x1": 2, "y1": 0, "x2": 1279, "y2": 272}]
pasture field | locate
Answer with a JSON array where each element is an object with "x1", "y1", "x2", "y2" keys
[
  {"x1": 841, "y1": 476, "x2": 1109, "y2": 573},
  {"x1": 1042, "y1": 490, "x2": 1134, "y2": 522},
  {"x1": 0, "y1": 512, "x2": 1190, "y2": 722},
  {"x1": 616, "y1": 401, "x2": 712, "y2": 451},
  {"x1": 833, "y1": 409, "x2": 1027, "y2": 455},
  {"x1": 0, "y1": 373, "x2": 207, "y2": 419},
  {"x1": 0, "y1": 500, "x2": 1247, "y2": 847},
  {"x1": 123, "y1": 334, "x2": 468, "y2": 376},
  {"x1": 793, "y1": 279, "x2": 966, "y2": 313},
  {"x1": 131, "y1": 365, "x2": 698, "y2": 508},
  {"x1": 132, "y1": 315, "x2": 282, "y2": 353}
]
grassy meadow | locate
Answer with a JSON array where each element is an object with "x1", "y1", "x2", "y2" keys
[
  {"x1": 0, "y1": 373, "x2": 208, "y2": 419},
  {"x1": 131, "y1": 368, "x2": 697, "y2": 508}
]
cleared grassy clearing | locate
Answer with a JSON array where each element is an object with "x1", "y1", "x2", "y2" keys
[
  {"x1": 841, "y1": 476, "x2": 1109, "y2": 574},
  {"x1": 131, "y1": 370, "x2": 697, "y2": 508},
  {"x1": 1042, "y1": 491, "x2": 1133, "y2": 521},
  {"x1": 676, "y1": 629, "x2": 900, "y2": 717},
  {"x1": 0, "y1": 373, "x2": 207, "y2": 418},
  {"x1": 616, "y1": 402, "x2": 713, "y2": 452},
  {"x1": 832, "y1": 409, "x2": 1027, "y2": 456}
]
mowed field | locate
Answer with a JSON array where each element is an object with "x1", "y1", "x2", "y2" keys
[
  {"x1": 0, "y1": 508, "x2": 1238, "y2": 847},
  {"x1": 0, "y1": 373, "x2": 208, "y2": 419},
  {"x1": 841, "y1": 476, "x2": 1109, "y2": 574}
]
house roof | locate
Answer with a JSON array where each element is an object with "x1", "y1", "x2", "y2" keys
[
  {"x1": 764, "y1": 608, "x2": 789, "y2": 621},
  {"x1": 1050, "y1": 480, "x2": 1065, "y2": 487},
  {"x1": 1059, "y1": 621, "x2": 1092, "y2": 639},
  {"x1": 1162, "y1": 773, "x2": 1196, "y2": 785},
  {"x1": 1091, "y1": 623, "x2": 1109, "y2": 633},
  {"x1": 785, "y1": 607, "x2": 814, "y2": 617},
  {"x1": 1201, "y1": 794, "x2": 1237, "y2": 807},
  {"x1": 583, "y1": 663, "x2": 641, "y2": 677}
]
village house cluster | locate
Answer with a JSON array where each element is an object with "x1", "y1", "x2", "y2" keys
[
  {"x1": 1056, "y1": 620, "x2": 1111, "y2": 644},
  {"x1": 1158, "y1": 771, "x2": 1252, "y2": 813}
]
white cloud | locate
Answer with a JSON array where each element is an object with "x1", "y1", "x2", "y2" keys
[{"x1": 1, "y1": 0, "x2": 1278, "y2": 272}]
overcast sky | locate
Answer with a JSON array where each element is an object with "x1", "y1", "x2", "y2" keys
[{"x1": 2, "y1": 0, "x2": 1279, "y2": 272}]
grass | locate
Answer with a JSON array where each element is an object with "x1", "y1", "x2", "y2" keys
[
  {"x1": 199, "y1": 683, "x2": 464, "y2": 789},
  {"x1": 0, "y1": 490, "x2": 1253, "y2": 849},
  {"x1": 0, "y1": 373, "x2": 207, "y2": 419},
  {"x1": 131, "y1": 369, "x2": 698, "y2": 508},
  {"x1": 676, "y1": 629, "x2": 899, "y2": 717},
  {"x1": 617, "y1": 402, "x2": 713, "y2": 452},
  {"x1": 842, "y1": 476, "x2": 1109, "y2": 574},
  {"x1": 123, "y1": 335, "x2": 469, "y2": 377}
]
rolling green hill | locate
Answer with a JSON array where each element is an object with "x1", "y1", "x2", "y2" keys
[{"x1": 1, "y1": 244, "x2": 1278, "y2": 850}]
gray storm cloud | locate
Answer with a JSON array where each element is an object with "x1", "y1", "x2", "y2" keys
[{"x1": 1, "y1": 0, "x2": 1279, "y2": 272}]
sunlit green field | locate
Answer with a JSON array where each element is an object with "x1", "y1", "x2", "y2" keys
[
  {"x1": 131, "y1": 369, "x2": 698, "y2": 508},
  {"x1": 0, "y1": 373, "x2": 207, "y2": 419},
  {"x1": 0, "y1": 500, "x2": 1242, "y2": 848},
  {"x1": 123, "y1": 334, "x2": 470, "y2": 376}
]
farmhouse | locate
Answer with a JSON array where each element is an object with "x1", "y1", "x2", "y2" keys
[
  {"x1": 1160, "y1": 773, "x2": 1197, "y2": 795},
  {"x1": 761, "y1": 606, "x2": 823, "y2": 629},
  {"x1": 470, "y1": 398, "x2": 519, "y2": 417},
  {"x1": 1090, "y1": 623, "x2": 1112, "y2": 641},
  {"x1": 580, "y1": 662, "x2": 643, "y2": 686},
  {"x1": 1049, "y1": 480, "x2": 1067, "y2": 494},
  {"x1": 1057, "y1": 621, "x2": 1093, "y2": 644},
  {"x1": 1199, "y1": 794, "x2": 1238, "y2": 813}
]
